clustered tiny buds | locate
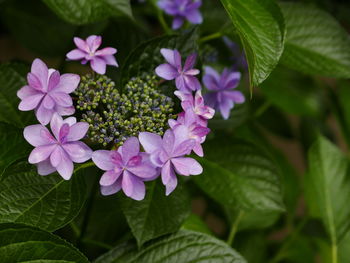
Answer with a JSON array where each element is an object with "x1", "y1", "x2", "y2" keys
[{"x1": 17, "y1": 34, "x2": 244, "y2": 201}]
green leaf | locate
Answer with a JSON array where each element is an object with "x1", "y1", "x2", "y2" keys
[
  {"x1": 305, "y1": 136, "x2": 350, "y2": 245},
  {"x1": 0, "y1": 63, "x2": 35, "y2": 128},
  {"x1": 0, "y1": 223, "x2": 88, "y2": 262},
  {"x1": 120, "y1": 28, "x2": 198, "y2": 86},
  {"x1": 0, "y1": 0, "x2": 76, "y2": 57},
  {"x1": 261, "y1": 66, "x2": 322, "y2": 117},
  {"x1": 220, "y1": 0, "x2": 285, "y2": 87},
  {"x1": 194, "y1": 136, "x2": 284, "y2": 212},
  {"x1": 0, "y1": 162, "x2": 88, "y2": 232},
  {"x1": 94, "y1": 230, "x2": 246, "y2": 263},
  {"x1": 280, "y1": 3, "x2": 350, "y2": 78},
  {"x1": 181, "y1": 213, "x2": 212, "y2": 235},
  {"x1": 120, "y1": 181, "x2": 190, "y2": 247},
  {"x1": 0, "y1": 123, "x2": 30, "y2": 177},
  {"x1": 42, "y1": 0, "x2": 132, "y2": 25}
]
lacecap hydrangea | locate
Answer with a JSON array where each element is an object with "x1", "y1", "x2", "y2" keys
[{"x1": 17, "y1": 35, "x2": 244, "y2": 201}]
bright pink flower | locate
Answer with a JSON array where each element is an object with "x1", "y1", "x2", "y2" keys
[
  {"x1": 139, "y1": 129, "x2": 202, "y2": 195},
  {"x1": 175, "y1": 89, "x2": 215, "y2": 125},
  {"x1": 66, "y1": 35, "x2": 118, "y2": 74},
  {"x1": 23, "y1": 113, "x2": 92, "y2": 180},
  {"x1": 17, "y1": 59, "x2": 80, "y2": 125},
  {"x1": 92, "y1": 137, "x2": 158, "y2": 201}
]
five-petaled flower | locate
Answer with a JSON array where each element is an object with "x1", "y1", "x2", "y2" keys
[
  {"x1": 139, "y1": 129, "x2": 202, "y2": 195},
  {"x1": 156, "y1": 48, "x2": 201, "y2": 93},
  {"x1": 203, "y1": 66, "x2": 245, "y2": 119},
  {"x1": 158, "y1": 0, "x2": 203, "y2": 29},
  {"x1": 17, "y1": 59, "x2": 80, "y2": 125},
  {"x1": 66, "y1": 35, "x2": 118, "y2": 75},
  {"x1": 24, "y1": 113, "x2": 92, "y2": 180},
  {"x1": 92, "y1": 137, "x2": 158, "y2": 201}
]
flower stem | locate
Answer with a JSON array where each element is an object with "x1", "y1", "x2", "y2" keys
[
  {"x1": 199, "y1": 32, "x2": 223, "y2": 44},
  {"x1": 332, "y1": 243, "x2": 338, "y2": 263},
  {"x1": 227, "y1": 210, "x2": 244, "y2": 246},
  {"x1": 74, "y1": 161, "x2": 95, "y2": 173},
  {"x1": 151, "y1": 1, "x2": 171, "y2": 34}
]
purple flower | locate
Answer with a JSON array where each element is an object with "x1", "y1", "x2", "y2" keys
[
  {"x1": 223, "y1": 37, "x2": 248, "y2": 71},
  {"x1": 175, "y1": 90, "x2": 215, "y2": 125},
  {"x1": 17, "y1": 59, "x2": 80, "y2": 125},
  {"x1": 23, "y1": 113, "x2": 92, "y2": 180},
  {"x1": 203, "y1": 66, "x2": 245, "y2": 120},
  {"x1": 66, "y1": 35, "x2": 118, "y2": 75},
  {"x1": 139, "y1": 129, "x2": 202, "y2": 195},
  {"x1": 158, "y1": 0, "x2": 203, "y2": 29},
  {"x1": 155, "y1": 48, "x2": 201, "y2": 93},
  {"x1": 169, "y1": 110, "x2": 210, "y2": 157},
  {"x1": 92, "y1": 137, "x2": 158, "y2": 201}
]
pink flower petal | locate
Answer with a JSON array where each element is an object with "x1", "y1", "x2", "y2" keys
[
  {"x1": 50, "y1": 113, "x2": 64, "y2": 140},
  {"x1": 47, "y1": 70, "x2": 60, "y2": 91},
  {"x1": 35, "y1": 103, "x2": 54, "y2": 125},
  {"x1": 90, "y1": 57, "x2": 107, "y2": 74},
  {"x1": 86, "y1": 35, "x2": 102, "y2": 53},
  {"x1": 28, "y1": 144, "x2": 56, "y2": 164},
  {"x1": 122, "y1": 170, "x2": 146, "y2": 201},
  {"x1": 103, "y1": 55, "x2": 118, "y2": 67},
  {"x1": 24, "y1": 124, "x2": 55, "y2": 147},
  {"x1": 160, "y1": 48, "x2": 177, "y2": 67},
  {"x1": 173, "y1": 139, "x2": 195, "y2": 157},
  {"x1": 18, "y1": 94, "x2": 44, "y2": 111},
  {"x1": 50, "y1": 92, "x2": 73, "y2": 107},
  {"x1": 139, "y1": 132, "x2": 162, "y2": 153},
  {"x1": 27, "y1": 73, "x2": 43, "y2": 91},
  {"x1": 42, "y1": 95, "x2": 55, "y2": 110},
  {"x1": 56, "y1": 105, "x2": 75, "y2": 116},
  {"x1": 95, "y1": 47, "x2": 117, "y2": 56},
  {"x1": 56, "y1": 151, "x2": 74, "y2": 180},
  {"x1": 155, "y1": 64, "x2": 178, "y2": 80},
  {"x1": 122, "y1": 137, "x2": 140, "y2": 164},
  {"x1": 17, "y1": 85, "x2": 40, "y2": 100},
  {"x1": 163, "y1": 129, "x2": 175, "y2": 154},
  {"x1": 50, "y1": 146, "x2": 63, "y2": 167},
  {"x1": 73, "y1": 37, "x2": 89, "y2": 53},
  {"x1": 92, "y1": 150, "x2": 114, "y2": 171},
  {"x1": 101, "y1": 178, "x2": 122, "y2": 196},
  {"x1": 183, "y1": 53, "x2": 197, "y2": 72},
  {"x1": 66, "y1": 122, "x2": 89, "y2": 141},
  {"x1": 185, "y1": 9, "x2": 203, "y2": 24},
  {"x1": 100, "y1": 170, "x2": 122, "y2": 186},
  {"x1": 161, "y1": 161, "x2": 177, "y2": 195},
  {"x1": 63, "y1": 141, "x2": 92, "y2": 163},
  {"x1": 127, "y1": 163, "x2": 157, "y2": 179},
  {"x1": 37, "y1": 159, "x2": 56, "y2": 176},
  {"x1": 31, "y1": 59, "x2": 48, "y2": 90},
  {"x1": 171, "y1": 157, "x2": 203, "y2": 176},
  {"x1": 66, "y1": 49, "x2": 87, "y2": 60},
  {"x1": 54, "y1": 73, "x2": 80, "y2": 93}
]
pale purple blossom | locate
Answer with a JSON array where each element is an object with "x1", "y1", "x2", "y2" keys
[
  {"x1": 158, "y1": 0, "x2": 203, "y2": 30},
  {"x1": 203, "y1": 66, "x2": 245, "y2": 119},
  {"x1": 92, "y1": 137, "x2": 158, "y2": 201},
  {"x1": 155, "y1": 48, "x2": 201, "y2": 93},
  {"x1": 66, "y1": 35, "x2": 118, "y2": 75},
  {"x1": 23, "y1": 113, "x2": 92, "y2": 180},
  {"x1": 169, "y1": 110, "x2": 210, "y2": 157},
  {"x1": 17, "y1": 59, "x2": 80, "y2": 125},
  {"x1": 139, "y1": 129, "x2": 202, "y2": 195},
  {"x1": 175, "y1": 90, "x2": 215, "y2": 125}
]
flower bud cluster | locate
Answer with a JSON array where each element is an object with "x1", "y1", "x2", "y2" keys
[{"x1": 75, "y1": 73, "x2": 176, "y2": 146}]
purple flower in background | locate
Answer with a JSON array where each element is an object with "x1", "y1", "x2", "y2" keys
[
  {"x1": 92, "y1": 137, "x2": 158, "y2": 201},
  {"x1": 203, "y1": 66, "x2": 245, "y2": 120},
  {"x1": 158, "y1": 0, "x2": 203, "y2": 29},
  {"x1": 155, "y1": 48, "x2": 201, "y2": 93},
  {"x1": 175, "y1": 90, "x2": 215, "y2": 125},
  {"x1": 169, "y1": 110, "x2": 210, "y2": 157},
  {"x1": 66, "y1": 35, "x2": 118, "y2": 74},
  {"x1": 23, "y1": 113, "x2": 92, "y2": 180},
  {"x1": 223, "y1": 36, "x2": 248, "y2": 71},
  {"x1": 17, "y1": 59, "x2": 80, "y2": 125},
  {"x1": 139, "y1": 129, "x2": 202, "y2": 195}
]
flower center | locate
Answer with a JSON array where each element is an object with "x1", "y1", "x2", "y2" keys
[{"x1": 75, "y1": 74, "x2": 177, "y2": 147}]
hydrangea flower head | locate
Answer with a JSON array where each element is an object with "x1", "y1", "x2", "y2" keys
[
  {"x1": 92, "y1": 137, "x2": 158, "y2": 200},
  {"x1": 23, "y1": 113, "x2": 92, "y2": 180},
  {"x1": 139, "y1": 129, "x2": 202, "y2": 195},
  {"x1": 17, "y1": 59, "x2": 80, "y2": 125},
  {"x1": 66, "y1": 35, "x2": 118, "y2": 74},
  {"x1": 158, "y1": 0, "x2": 203, "y2": 29},
  {"x1": 203, "y1": 66, "x2": 245, "y2": 119},
  {"x1": 155, "y1": 48, "x2": 201, "y2": 93}
]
